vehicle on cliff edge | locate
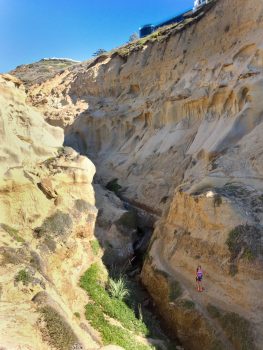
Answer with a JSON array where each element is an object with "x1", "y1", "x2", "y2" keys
[{"x1": 139, "y1": 0, "x2": 213, "y2": 38}]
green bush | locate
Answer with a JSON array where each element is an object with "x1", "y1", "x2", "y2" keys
[
  {"x1": 106, "y1": 179, "x2": 122, "y2": 194},
  {"x1": 85, "y1": 304, "x2": 152, "y2": 350},
  {"x1": 80, "y1": 264, "x2": 147, "y2": 335},
  {"x1": 242, "y1": 248, "x2": 255, "y2": 262},
  {"x1": 74, "y1": 312, "x2": 80, "y2": 319},
  {"x1": 40, "y1": 306, "x2": 78, "y2": 350},
  {"x1": 15, "y1": 269, "x2": 31, "y2": 285},
  {"x1": 108, "y1": 277, "x2": 130, "y2": 301},
  {"x1": 1, "y1": 224, "x2": 25, "y2": 243},
  {"x1": 90, "y1": 239, "x2": 100, "y2": 256}
]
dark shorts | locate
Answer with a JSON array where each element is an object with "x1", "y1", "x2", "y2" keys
[{"x1": 196, "y1": 276, "x2": 202, "y2": 282}]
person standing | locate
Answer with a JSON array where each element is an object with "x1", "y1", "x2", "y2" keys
[{"x1": 196, "y1": 265, "x2": 204, "y2": 292}]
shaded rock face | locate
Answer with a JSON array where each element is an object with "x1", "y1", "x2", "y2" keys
[
  {"x1": 0, "y1": 75, "x2": 100, "y2": 350},
  {"x1": 9, "y1": 0, "x2": 263, "y2": 348}
]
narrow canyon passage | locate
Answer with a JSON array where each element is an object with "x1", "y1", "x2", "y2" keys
[
  {"x1": 2, "y1": 0, "x2": 262, "y2": 349},
  {"x1": 90, "y1": 175, "x2": 182, "y2": 349}
]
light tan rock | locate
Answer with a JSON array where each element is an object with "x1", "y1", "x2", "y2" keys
[
  {"x1": 0, "y1": 75, "x2": 99, "y2": 350},
  {"x1": 8, "y1": 0, "x2": 263, "y2": 348}
]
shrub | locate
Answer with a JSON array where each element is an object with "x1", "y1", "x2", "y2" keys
[
  {"x1": 116, "y1": 211, "x2": 137, "y2": 230},
  {"x1": 108, "y1": 277, "x2": 130, "y2": 301},
  {"x1": 226, "y1": 226, "x2": 244, "y2": 257},
  {"x1": 213, "y1": 194, "x2": 222, "y2": 207},
  {"x1": 44, "y1": 235, "x2": 57, "y2": 252},
  {"x1": 40, "y1": 306, "x2": 78, "y2": 350},
  {"x1": 177, "y1": 299, "x2": 195, "y2": 310},
  {"x1": 206, "y1": 305, "x2": 255, "y2": 349},
  {"x1": 1, "y1": 247, "x2": 24, "y2": 265},
  {"x1": 1, "y1": 224, "x2": 25, "y2": 243},
  {"x1": 74, "y1": 312, "x2": 80, "y2": 319},
  {"x1": 80, "y1": 264, "x2": 147, "y2": 335},
  {"x1": 106, "y1": 179, "x2": 122, "y2": 194},
  {"x1": 242, "y1": 248, "x2": 256, "y2": 262},
  {"x1": 39, "y1": 211, "x2": 73, "y2": 237},
  {"x1": 226, "y1": 224, "x2": 260, "y2": 275},
  {"x1": 90, "y1": 239, "x2": 100, "y2": 256},
  {"x1": 92, "y1": 48, "x2": 107, "y2": 57},
  {"x1": 15, "y1": 269, "x2": 31, "y2": 285},
  {"x1": 219, "y1": 312, "x2": 254, "y2": 350},
  {"x1": 169, "y1": 280, "x2": 182, "y2": 301},
  {"x1": 85, "y1": 304, "x2": 151, "y2": 350},
  {"x1": 30, "y1": 251, "x2": 42, "y2": 271},
  {"x1": 207, "y1": 304, "x2": 221, "y2": 319}
]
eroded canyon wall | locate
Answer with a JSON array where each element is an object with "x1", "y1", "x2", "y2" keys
[
  {"x1": 0, "y1": 75, "x2": 103, "y2": 350},
  {"x1": 12, "y1": 0, "x2": 263, "y2": 348}
]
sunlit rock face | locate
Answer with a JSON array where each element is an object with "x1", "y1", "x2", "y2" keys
[
  {"x1": 0, "y1": 75, "x2": 100, "y2": 350},
  {"x1": 10, "y1": 0, "x2": 263, "y2": 348}
]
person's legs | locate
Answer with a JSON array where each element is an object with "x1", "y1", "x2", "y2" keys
[
  {"x1": 199, "y1": 280, "x2": 203, "y2": 291},
  {"x1": 197, "y1": 278, "x2": 203, "y2": 291},
  {"x1": 197, "y1": 280, "x2": 201, "y2": 291}
]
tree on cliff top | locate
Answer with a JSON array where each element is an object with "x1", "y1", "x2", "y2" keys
[
  {"x1": 92, "y1": 48, "x2": 107, "y2": 57},
  {"x1": 128, "y1": 33, "x2": 139, "y2": 42}
]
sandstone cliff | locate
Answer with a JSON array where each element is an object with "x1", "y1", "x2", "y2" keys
[
  {"x1": 9, "y1": 0, "x2": 263, "y2": 348},
  {"x1": 0, "y1": 74, "x2": 101, "y2": 350}
]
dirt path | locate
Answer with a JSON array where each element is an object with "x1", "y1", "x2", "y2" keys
[{"x1": 152, "y1": 238, "x2": 235, "y2": 350}]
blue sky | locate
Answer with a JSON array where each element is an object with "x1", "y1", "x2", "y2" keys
[{"x1": 0, "y1": 0, "x2": 193, "y2": 72}]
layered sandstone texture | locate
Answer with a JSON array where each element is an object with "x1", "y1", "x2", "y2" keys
[
  {"x1": 10, "y1": 0, "x2": 263, "y2": 348},
  {"x1": 0, "y1": 75, "x2": 106, "y2": 350}
]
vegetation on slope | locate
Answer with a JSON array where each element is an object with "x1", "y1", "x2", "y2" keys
[
  {"x1": 40, "y1": 305, "x2": 78, "y2": 350},
  {"x1": 9, "y1": 58, "x2": 78, "y2": 86},
  {"x1": 80, "y1": 263, "x2": 153, "y2": 350},
  {"x1": 207, "y1": 304, "x2": 255, "y2": 350}
]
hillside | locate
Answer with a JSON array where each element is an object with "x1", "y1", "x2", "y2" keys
[
  {"x1": 9, "y1": 58, "x2": 79, "y2": 87},
  {"x1": 5, "y1": 0, "x2": 263, "y2": 349}
]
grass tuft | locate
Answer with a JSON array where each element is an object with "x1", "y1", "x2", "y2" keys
[{"x1": 108, "y1": 277, "x2": 130, "y2": 301}]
